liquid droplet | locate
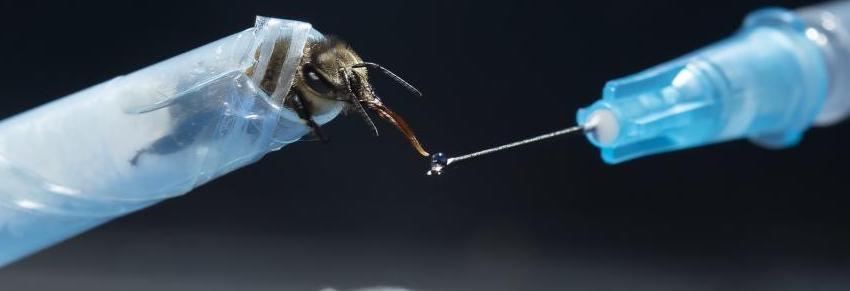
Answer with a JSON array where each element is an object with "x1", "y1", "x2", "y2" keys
[{"x1": 426, "y1": 152, "x2": 449, "y2": 176}]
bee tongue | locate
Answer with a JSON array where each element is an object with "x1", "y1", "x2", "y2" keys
[{"x1": 365, "y1": 101, "x2": 429, "y2": 157}]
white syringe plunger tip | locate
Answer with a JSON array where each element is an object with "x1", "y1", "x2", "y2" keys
[{"x1": 584, "y1": 109, "x2": 620, "y2": 146}]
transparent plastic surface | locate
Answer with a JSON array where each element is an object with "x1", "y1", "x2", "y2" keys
[
  {"x1": 798, "y1": 0, "x2": 850, "y2": 126},
  {"x1": 577, "y1": 8, "x2": 829, "y2": 164},
  {"x1": 0, "y1": 18, "x2": 342, "y2": 266}
]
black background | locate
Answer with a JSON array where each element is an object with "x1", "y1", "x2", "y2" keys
[{"x1": 2, "y1": 0, "x2": 850, "y2": 290}]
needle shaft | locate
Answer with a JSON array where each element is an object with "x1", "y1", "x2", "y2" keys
[{"x1": 427, "y1": 125, "x2": 585, "y2": 175}]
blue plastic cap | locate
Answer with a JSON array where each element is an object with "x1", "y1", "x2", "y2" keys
[{"x1": 577, "y1": 8, "x2": 828, "y2": 164}]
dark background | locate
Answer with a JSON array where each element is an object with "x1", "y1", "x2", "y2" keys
[{"x1": 2, "y1": 0, "x2": 849, "y2": 290}]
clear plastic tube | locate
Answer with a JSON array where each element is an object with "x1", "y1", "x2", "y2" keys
[{"x1": 0, "y1": 17, "x2": 343, "y2": 266}]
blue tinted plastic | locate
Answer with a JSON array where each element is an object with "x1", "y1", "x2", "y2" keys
[
  {"x1": 0, "y1": 18, "x2": 342, "y2": 266},
  {"x1": 577, "y1": 8, "x2": 828, "y2": 163}
]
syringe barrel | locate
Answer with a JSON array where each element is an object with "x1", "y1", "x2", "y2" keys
[
  {"x1": 577, "y1": 4, "x2": 850, "y2": 164},
  {"x1": 0, "y1": 18, "x2": 341, "y2": 266}
]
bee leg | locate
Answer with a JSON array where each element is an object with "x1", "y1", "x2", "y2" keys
[
  {"x1": 129, "y1": 116, "x2": 209, "y2": 166},
  {"x1": 291, "y1": 93, "x2": 328, "y2": 142},
  {"x1": 129, "y1": 142, "x2": 170, "y2": 165},
  {"x1": 130, "y1": 150, "x2": 145, "y2": 166}
]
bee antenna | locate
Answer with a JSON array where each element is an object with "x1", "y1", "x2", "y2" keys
[
  {"x1": 341, "y1": 66, "x2": 380, "y2": 136},
  {"x1": 351, "y1": 62, "x2": 423, "y2": 97}
]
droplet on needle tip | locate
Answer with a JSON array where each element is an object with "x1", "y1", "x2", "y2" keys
[{"x1": 426, "y1": 152, "x2": 449, "y2": 176}]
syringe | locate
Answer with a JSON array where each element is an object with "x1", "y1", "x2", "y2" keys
[{"x1": 429, "y1": 1, "x2": 850, "y2": 174}]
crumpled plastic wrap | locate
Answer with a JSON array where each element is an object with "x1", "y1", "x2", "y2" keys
[{"x1": 0, "y1": 17, "x2": 342, "y2": 266}]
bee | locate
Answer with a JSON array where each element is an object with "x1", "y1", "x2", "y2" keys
[
  {"x1": 272, "y1": 36, "x2": 429, "y2": 156},
  {"x1": 130, "y1": 28, "x2": 428, "y2": 165}
]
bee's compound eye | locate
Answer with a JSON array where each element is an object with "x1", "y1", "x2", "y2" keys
[{"x1": 303, "y1": 65, "x2": 333, "y2": 95}]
